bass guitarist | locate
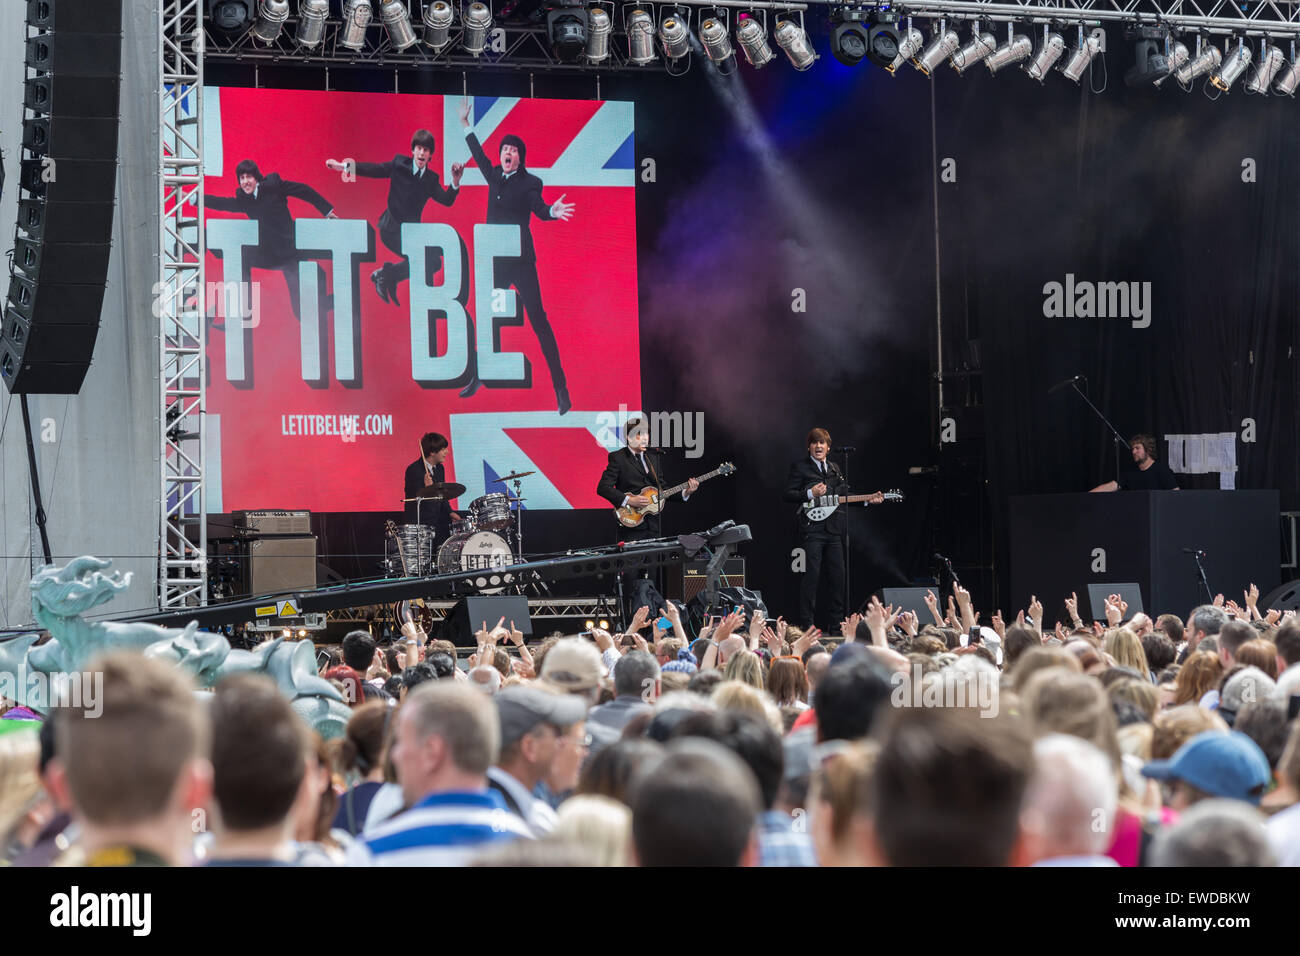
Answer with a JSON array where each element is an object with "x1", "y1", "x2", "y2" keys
[
  {"x1": 597, "y1": 417, "x2": 697, "y2": 542},
  {"x1": 784, "y1": 427, "x2": 883, "y2": 629}
]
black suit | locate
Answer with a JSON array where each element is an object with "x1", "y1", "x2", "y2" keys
[
  {"x1": 354, "y1": 155, "x2": 459, "y2": 290},
  {"x1": 598, "y1": 447, "x2": 669, "y2": 542},
  {"x1": 403, "y1": 457, "x2": 452, "y2": 545},
  {"x1": 784, "y1": 456, "x2": 849, "y2": 629},
  {"x1": 205, "y1": 173, "x2": 334, "y2": 321},
  {"x1": 464, "y1": 133, "x2": 566, "y2": 397}
]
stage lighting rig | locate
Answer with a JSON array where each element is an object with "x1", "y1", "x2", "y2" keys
[
  {"x1": 1210, "y1": 39, "x2": 1252, "y2": 91},
  {"x1": 913, "y1": 22, "x2": 958, "y2": 75},
  {"x1": 463, "y1": 2, "x2": 496, "y2": 55},
  {"x1": 658, "y1": 10, "x2": 691, "y2": 62},
  {"x1": 700, "y1": 14, "x2": 737, "y2": 71},
  {"x1": 547, "y1": 3, "x2": 589, "y2": 63},
  {"x1": 950, "y1": 26, "x2": 996, "y2": 74},
  {"x1": 379, "y1": 0, "x2": 419, "y2": 50},
  {"x1": 208, "y1": 0, "x2": 254, "y2": 31},
  {"x1": 885, "y1": 22, "x2": 922, "y2": 74},
  {"x1": 986, "y1": 31, "x2": 1031, "y2": 73},
  {"x1": 586, "y1": 5, "x2": 613, "y2": 62},
  {"x1": 1059, "y1": 26, "x2": 1105, "y2": 83},
  {"x1": 339, "y1": 0, "x2": 374, "y2": 50},
  {"x1": 423, "y1": 0, "x2": 455, "y2": 50},
  {"x1": 864, "y1": 9, "x2": 902, "y2": 69},
  {"x1": 251, "y1": 0, "x2": 288, "y2": 43},
  {"x1": 829, "y1": 7, "x2": 870, "y2": 66},
  {"x1": 736, "y1": 14, "x2": 775, "y2": 68},
  {"x1": 1124, "y1": 25, "x2": 1176, "y2": 86},
  {"x1": 1153, "y1": 40, "x2": 1189, "y2": 86},
  {"x1": 1024, "y1": 29, "x2": 1065, "y2": 82},
  {"x1": 1275, "y1": 49, "x2": 1300, "y2": 95},
  {"x1": 774, "y1": 16, "x2": 817, "y2": 71},
  {"x1": 297, "y1": 0, "x2": 330, "y2": 46},
  {"x1": 1245, "y1": 43, "x2": 1284, "y2": 92},
  {"x1": 626, "y1": 7, "x2": 657, "y2": 64},
  {"x1": 1174, "y1": 40, "x2": 1221, "y2": 87}
]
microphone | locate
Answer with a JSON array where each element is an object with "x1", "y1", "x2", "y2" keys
[
  {"x1": 1181, "y1": 548, "x2": 1207, "y2": 557},
  {"x1": 837, "y1": 445, "x2": 858, "y2": 453},
  {"x1": 1048, "y1": 374, "x2": 1083, "y2": 394},
  {"x1": 934, "y1": 552, "x2": 954, "y2": 564}
]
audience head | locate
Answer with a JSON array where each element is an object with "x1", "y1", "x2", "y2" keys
[
  {"x1": 1217, "y1": 621, "x2": 1255, "y2": 669},
  {"x1": 540, "y1": 638, "x2": 605, "y2": 705},
  {"x1": 1187, "y1": 605, "x2": 1227, "y2": 648},
  {"x1": 1149, "y1": 799, "x2": 1276, "y2": 867},
  {"x1": 668, "y1": 710, "x2": 783, "y2": 811},
  {"x1": 721, "y1": 650, "x2": 765, "y2": 690},
  {"x1": 1020, "y1": 734, "x2": 1117, "y2": 863},
  {"x1": 1234, "y1": 640, "x2": 1279, "y2": 681},
  {"x1": 813, "y1": 656, "x2": 892, "y2": 743},
  {"x1": 551, "y1": 795, "x2": 632, "y2": 866},
  {"x1": 341, "y1": 630, "x2": 377, "y2": 673},
  {"x1": 1142, "y1": 730, "x2": 1272, "y2": 808},
  {"x1": 577, "y1": 738, "x2": 664, "y2": 805},
  {"x1": 1234, "y1": 700, "x2": 1290, "y2": 771},
  {"x1": 1172, "y1": 651, "x2": 1223, "y2": 706},
  {"x1": 613, "y1": 650, "x2": 659, "y2": 701},
  {"x1": 391, "y1": 681, "x2": 500, "y2": 805},
  {"x1": 1151, "y1": 705, "x2": 1229, "y2": 760},
  {"x1": 767, "y1": 657, "x2": 809, "y2": 706}
]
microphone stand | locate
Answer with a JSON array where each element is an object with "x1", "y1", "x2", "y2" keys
[
  {"x1": 1066, "y1": 379, "x2": 1128, "y2": 485},
  {"x1": 1189, "y1": 550, "x2": 1213, "y2": 604},
  {"x1": 834, "y1": 449, "x2": 851, "y2": 620}
]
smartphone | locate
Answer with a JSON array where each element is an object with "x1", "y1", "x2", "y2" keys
[
  {"x1": 969, "y1": 625, "x2": 982, "y2": 645},
  {"x1": 655, "y1": 617, "x2": 673, "y2": 631},
  {"x1": 733, "y1": 605, "x2": 744, "y2": 616}
]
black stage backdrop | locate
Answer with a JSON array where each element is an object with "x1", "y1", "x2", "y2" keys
[{"x1": 208, "y1": 33, "x2": 1298, "y2": 621}]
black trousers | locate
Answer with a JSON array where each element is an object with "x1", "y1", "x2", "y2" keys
[
  {"x1": 242, "y1": 249, "x2": 326, "y2": 324},
  {"x1": 490, "y1": 256, "x2": 566, "y2": 391},
  {"x1": 377, "y1": 213, "x2": 443, "y2": 290},
  {"x1": 798, "y1": 528, "x2": 845, "y2": 630}
]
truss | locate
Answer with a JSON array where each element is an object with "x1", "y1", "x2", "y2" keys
[
  {"x1": 160, "y1": 0, "x2": 207, "y2": 609},
  {"x1": 323, "y1": 595, "x2": 615, "y2": 625}
]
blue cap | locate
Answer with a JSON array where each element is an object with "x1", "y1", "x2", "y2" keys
[
  {"x1": 1141, "y1": 731, "x2": 1272, "y2": 805},
  {"x1": 829, "y1": 643, "x2": 870, "y2": 668}
]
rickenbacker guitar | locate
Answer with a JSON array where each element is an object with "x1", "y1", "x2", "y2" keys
[
  {"x1": 802, "y1": 489, "x2": 904, "y2": 522},
  {"x1": 615, "y1": 462, "x2": 737, "y2": 527}
]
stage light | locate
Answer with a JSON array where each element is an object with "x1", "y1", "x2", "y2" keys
[
  {"x1": 700, "y1": 17, "x2": 735, "y2": 68},
  {"x1": 949, "y1": 29, "x2": 995, "y2": 74},
  {"x1": 864, "y1": 11, "x2": 901, "y2": 69},
  {"x1": 1175, "y1": 43, "x2": 1221, "y2": 87},
  {"x1": 1024, "y1": 32, "x2": 1065, "y2": 82},
  {"x1": 774, "y1": 18, "x2": 816, "y2": 70},
  {"x1": 1060, "y1": 28, "x2": 1104, "y2": 83},
  {"x1": 462, "y1": 2, "x2": 494, "y2": 56},
  {"x1": 1246, "y1": 44, "x2": 1285, "y2": 93},
  {"x1": 586, "y1": 7, "x2": 612, "y2": 63},
  {"x1": 736, "y1": 16, "x2": 774, "y2": 68},
  {"x1": 914, "y1": 25, "x2": 959, "y2": 76},
  {"x1": 339, "y1": 0, "x2": 373, "y2": 50},
  {"x1": 297, "y1": 0, "x2": 330, "y2": 46},
  {"x1": 599, "y1": 618, "x2": 610, "y2": 630},
  {"x1": 208, "y1": 0, "x2": 254, "y2": 31},
  {"x1": 1153, "y1": 41, "x2": 1189, "y2": 87},
  {"x1": 422, "y1": 0, "x2": 454, "y2": 50},
  {"x1": 282, "y1": 628, "x2": 292, "y2": 638},
  {"x1": 548, "y1": 7, "x2": 589, "y2": 63},
  {"x1": 379, "y1": 0, "x2": 418, "y2": 50},
  {"x1": 251, "y1": 0, "x2": 288, "y2": 42},
  {"x1": 1275, "y1": 50, "x2": 1300, "y2": 95},
  {"x1": 829, "y1": 8, "x2": 870, "y2": 67},
  {"x1": 986, "y1": 33, "x2": 1031, "y2": 74},
  {"x1": 658, "y1": 15, "x2": 690, "y2": 62},
  {"x1": 1211, "y1": 40, "x2": 1252, "y2": 91},
  {"x1": 627, "y1": 8, "x2": 656, "y2": 65},
  {"x1": 885, "y1": 25, "x2": 922, "y2": 74},
  {"x1": 297, "y1": 628, "x2": 309, "y2": 638}
]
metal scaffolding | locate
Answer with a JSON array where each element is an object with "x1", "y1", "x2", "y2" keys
[{"x1": 159, "y1": 0, "x2": 207, "y2": 609}]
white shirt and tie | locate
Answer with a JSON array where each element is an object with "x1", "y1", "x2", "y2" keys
[{"x1": 808, "y1": 456, "x2": 831, "y2": 499}]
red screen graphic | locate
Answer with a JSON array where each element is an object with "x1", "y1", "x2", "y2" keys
[{"x1": 202, "y1": 88, "x2": 640, "y2": 514}]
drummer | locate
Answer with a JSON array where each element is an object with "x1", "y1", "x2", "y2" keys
[{"x1": 403, "y1": 432, "x2": 460, "y2": 547}]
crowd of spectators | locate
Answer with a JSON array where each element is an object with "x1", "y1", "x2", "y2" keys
[{"x1": 2, "y1": 580, "x2": 1300, "y2": 867}]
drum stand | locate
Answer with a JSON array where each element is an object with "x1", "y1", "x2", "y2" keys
[{"x1": 502, "y1": 473, "x2": 552, "y2": 597}]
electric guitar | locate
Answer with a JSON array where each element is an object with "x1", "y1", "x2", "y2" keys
[
  {"x1": 615, "y1": 461, "x2": 737, "y2": 527},
  {"x1": 802, "y1": 489, "x2": 904, "y2": 522}
]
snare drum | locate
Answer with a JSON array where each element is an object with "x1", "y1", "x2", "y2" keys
[
  {"x1": 450, "y1": 514, "x2": 476, "y2": 536},
  {"x1": 469, "y1": 493, "x2": 513, "y2": 531},
  {"x1": 387, "y1": 524, "x2": 436, "y2": 576},
  {"x1": 436, "y1": 530, "x2": 513, "y2": 592}
]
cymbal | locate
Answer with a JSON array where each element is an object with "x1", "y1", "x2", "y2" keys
[
  {"x1": 404, "y1": 481, "x2": 467, "y2": 501},
  {"x1": 495, "y1": 470, "x2": 536, "y2": 483}
]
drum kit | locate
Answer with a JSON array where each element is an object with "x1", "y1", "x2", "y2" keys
[{"x1": 387, "y1": 470, "x2": 537, "y2": 594}]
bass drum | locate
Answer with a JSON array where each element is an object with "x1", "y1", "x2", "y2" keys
[{"x1": 436, "y1": 530, "x2": 514, "y2": 593}]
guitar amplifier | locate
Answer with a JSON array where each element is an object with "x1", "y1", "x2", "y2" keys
[
  {"x1": 243, "y1": 535, "x2": 318, "y2": 596},
  {"x1": 234, "y1": 510, "x2": 312, "y2": 536},
  {"x1": 671, "y1": 557, "x2": 745, "y2": 603}
]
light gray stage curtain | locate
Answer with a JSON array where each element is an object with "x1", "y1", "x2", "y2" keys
[{"x1": 0, "y1": 1, "x2": 162, "y2": 626}]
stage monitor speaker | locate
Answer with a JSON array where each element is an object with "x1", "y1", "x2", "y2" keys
[
  {"x1": 441, "y1": 595, "x2": 533, "y2": 648},
  {"x1": 1086, "y1": 583, "x2": 1145, "y2": 622},
  {"x1": 244, "y1": 535, "x2": 318, "y2": 597},
  {"x1": 1, "y1": 0, "x2": 122, "y2": 395},
  {"x1": 671, "y1": 557, "x2": 745, "y2": 603},
  {"x1": 881, "y1": 587, "x2": 941, "y2": 626},
  {"x1": 1261, "y1": 579, "x2": 1300, "y2": 613}
]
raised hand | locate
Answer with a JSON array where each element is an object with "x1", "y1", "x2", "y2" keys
[
  {"x1": 1064, "y1": 590, "x2": 1082, "y2": 627},
  {"x1": 450, "y1": 161, "x2": 465, "y2": 187},
  {"x1": 840, "y1": 613, "x2": 861, "y2": 640},
  {"x1": 458, "y1": 96, "x2": 472, "y2": 128},
  {"x1": 509, "y1": 621, "x2": 525, "y2": 646},
  {"x1": 550, "y1": 194, "x2": 575, "y2": 220},
  {"x1": 763, "y1": 626, "x2": 783, "y2": 657},
  {"x1": 1213, "y1": 593, "x2": 1225, "y2": 608},
  {"x1": 898, "y1": 610, "x2": 919, "y2": 637},
  {"x1": 628, "y1": 605, "x2": 651, "y2": 633},
  {"x1": 991, "y1": 609, "x2": 1006, "y2": 639}
]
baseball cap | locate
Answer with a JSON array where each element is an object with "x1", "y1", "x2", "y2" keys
[
  {"x1": 539, "y1": 638, "x2": 604, "y2": 691},
  {"x1": 1141, "y1": 730, "x2": 1272, "y2": 805},
  {"x1": 496, "y1": 686, "x2": 588, "y2": 748}
]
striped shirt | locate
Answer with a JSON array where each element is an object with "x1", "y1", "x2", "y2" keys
[{"x1": 348, "y1": 790, "x2": 533, "y2": 867}]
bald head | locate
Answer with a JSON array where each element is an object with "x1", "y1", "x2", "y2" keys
[
  {"x1": 806, "y1": 651, "x2": 831, "y2": 689},
  {"x1": 468, "y1": 666, "x2": 502, "y2": 695},
  {"x1": 718, "y1": 636, "x2": 746, "y2": 665}
]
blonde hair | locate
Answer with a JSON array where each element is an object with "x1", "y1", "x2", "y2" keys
[
  {"x1": 1108, "y1": 678, "x2": 1160, "y2": 723},
  {"x1": 0, "y1": 730, "x2": 42, "y2": 848},
  {"x1": 710, "y1": 680, "x2": 782, "y2": 734},
  {"x1": 1151, "y1": 705, "x2": 1228, "y2": 760},
  {"x1": 722, "y1": 650, "x2": 766, "y2": 691},
  {"x1": 551, "y1": 795, "x2": 632, "y2": 866},
  {"x1": 1104, "y1": 627, "x2": 1150, "y2": 676}
]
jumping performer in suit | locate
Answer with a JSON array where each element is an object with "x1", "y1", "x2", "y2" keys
[
  {"x1": 326, "y1": 129, "x2": 464, "y2": 307},
  {"x1": 457, "y1": 98, "x2": 576, "y2": 415}
]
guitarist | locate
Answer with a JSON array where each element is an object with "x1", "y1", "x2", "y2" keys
[
  {"x1": 597, "y1": 417, "x2": 698, "y2": 542},
  {"x1": 784, "y1": 428, "x2": 883, "y2": 630}
]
